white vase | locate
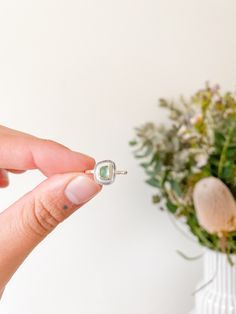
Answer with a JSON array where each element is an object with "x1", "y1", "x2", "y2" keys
[{"x1": 191, "y1": 249, "x2": 236, "y2": 314}]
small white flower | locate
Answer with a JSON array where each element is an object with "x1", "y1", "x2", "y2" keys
[
  {"x1": 171, "y1": 171, "x2": 187, "y2": 181},
  {"x1": 191, "y1": 166, "x2": 202, "y2": 173},
  {"x1": 177, "y1": 125, "x2": 187, "y2": 136},
  {"x1": 182, "y1": 133, "x2": 195, "y2": 140},
  {"x1": 190, "y1": 113, "x2": 203, "y2": 125},
  {"x1": 194, "y1": 153, "x2": 208, "y2": 168},
  {"x1": 178, "y1": 149, "x2": 190, "y2": 161},
  {"x1": 164, "y1": 181, "x2": 171, "y2": 190}
]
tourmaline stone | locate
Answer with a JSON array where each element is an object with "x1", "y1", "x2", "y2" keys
[{"x1": 100, "y1": 165, "x2": 110, "y2": 180}]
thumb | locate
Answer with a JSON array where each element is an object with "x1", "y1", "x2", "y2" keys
[{"x1": 0, "y1": 173, "x2": 101, "y2": 291}]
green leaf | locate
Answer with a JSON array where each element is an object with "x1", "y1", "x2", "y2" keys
[
  {"x1": 166, "y1": 200, "x2": 178, "y2": 213},
  {"x1": 140, "y1": 162, "x2": 150, "y2": 169},
  {"x1": 140, "y1": 153, "x2": 159, "y2": 169},
  {"x1": 146, "y1": 178, "x2": 161, "y2": 188},
  {"x1": 214, "y1": 131, "x2": 225, "y2": 146},
  {"x1": 135, "y1": 145, "x2": 153, "y2": 158},
  {"x1": 170, "y1": 180, "x2": 182, "y2": 196},
  {"x1": 159, "y1": 98, "x2": 168, "y2": 108},
  {"x1": 209, "y1": 154, "x2": 220, "y2": 166},
  {"x1": 129, "y1": 140, "x2": 138, "y2": 146},
  {"x1": 154, "y1": 159, "x2": 163, "y2": 172},
  {"x1": 151, "y1": 152, "x2": 160, "y2": 163},
  {"x1": 226, "y1": 147, "x2": 236, "y2": 159},
  {"x1": 145, "y1": 169, "x2": 157, "y2": 176},
  {"x1": 152, "y1": 194, "x2": 161, "y2": 203},
  {"x1": 221, "y1": 161, "x2": 234, "y2": 182}
]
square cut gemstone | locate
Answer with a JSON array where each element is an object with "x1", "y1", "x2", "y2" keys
[{"x1": 99, "y1": 164, "x2": 113, "y2": 180}]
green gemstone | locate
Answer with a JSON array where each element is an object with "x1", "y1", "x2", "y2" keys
[{"x1": 100, "y1": 165, "x2": 110, "y2": 179}]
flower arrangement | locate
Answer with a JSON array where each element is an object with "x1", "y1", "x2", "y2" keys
[{"x1": 130, "y1": 83, "x2": 236, "y2": 258}]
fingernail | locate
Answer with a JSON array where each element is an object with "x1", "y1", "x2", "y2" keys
[{"x1": 64, "y1": 175, "x2": 101, "y2": 205}]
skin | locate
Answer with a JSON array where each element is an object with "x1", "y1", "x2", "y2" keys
[{"x1": 0, "y1": 125, "x2": 102, "y2": 296}]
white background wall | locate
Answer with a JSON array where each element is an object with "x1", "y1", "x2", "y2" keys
[{"x1": 0, "y1": 1, "x2": 235, "y2": 313}]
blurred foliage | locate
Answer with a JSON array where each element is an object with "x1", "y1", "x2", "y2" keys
[{"x1": 130, "y1": 83, "x2": 236, "y2": 254}]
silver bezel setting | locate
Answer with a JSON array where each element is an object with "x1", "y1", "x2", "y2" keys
[{"x1": 94, "y1": 160, "x2": 116, "y2": 185}]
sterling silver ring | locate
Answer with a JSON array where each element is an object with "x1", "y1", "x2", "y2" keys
[{"x1": 85, "y1": 160, "x2": 128, "y2": 185}]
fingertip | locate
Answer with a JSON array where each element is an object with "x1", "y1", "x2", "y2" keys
[
  {"x1": 0, "y1": 181, "x2": 9, "y2": 188},
  {"x1": 64, "y1": 174, "x2": 102, "y2": 205},
  {"x1": 72, "y1": 151, "x2": 95, "y2": 169},
  {"x1": 0, "y1": 170, "x2": 9, "y2": 188}
]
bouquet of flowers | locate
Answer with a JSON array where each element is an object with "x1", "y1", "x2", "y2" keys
[{"x1": 130, "y1": 83, "x2": 236, "y2": 259}]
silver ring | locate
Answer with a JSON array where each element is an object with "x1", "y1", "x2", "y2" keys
[{"x1": 85, "y1": 160, "x2": 128, "y2": 185}]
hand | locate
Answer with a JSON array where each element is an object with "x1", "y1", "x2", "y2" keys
[{"x1": 0, "y1": 125, "x2": 102, "y2": 294}]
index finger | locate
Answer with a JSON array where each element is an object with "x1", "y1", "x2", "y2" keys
[{"x1": 0, "y1": 125, "x2": 95, "y2": 176}]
